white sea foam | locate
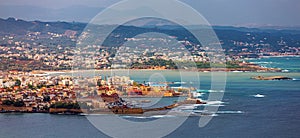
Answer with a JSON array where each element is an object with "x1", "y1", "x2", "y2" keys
[
  {"x1": 121, "y1": 116, "x2": 148, "y2": 119},
  {"x1": 251, "y1": 61, "x2": 271, "y2": 64},
  {"x1": 232, "y1": 71, "x2": 243, "y2": 72},
  {"x1": 253, "y1": 94, "x2": 265, "y2": 98},
  {"x1": 80, "y1": 114, "x2": 110, "y2": 116},
  {"x1": 190, "y1": 110, "x2": 218, "y2": 116},
  {"x1": 210, "y1": 113, "x2": 219, "y2": 117},
  {"x1": 205, "y1": 101, "x2": 225, "y2": 105},
  {"x1": 177, "y1": 105, "x2": 196, "y2": 110},
  {"x1": 151, "y1": 115, "x2": 176, "y2": 118},
  {"x1": 217, "y1": 111, "x2": 244, "y2": 114},
  {"x1": 203, "y1": 104, "x2": 225, "y2": 107},
  {"x1": 121, "y1": 115, "x2": 176, "y2": 119},
  {"x1": 282, "y1": 69, "x2": 289, "y2": 72},
  {"x1": 197, "y1": 89, "x2": 225, "y2": 93},
  {"x1": 173, "y1": 82, "x2": 187, "y2": 84}
]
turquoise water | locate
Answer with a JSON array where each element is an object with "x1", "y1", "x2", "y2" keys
[
  {"x1": 247, "y1": 56, "x2": 300, "y2": 72},
  {"x1": 1, "y1": 57, "x2": 300, "y2": 138}
]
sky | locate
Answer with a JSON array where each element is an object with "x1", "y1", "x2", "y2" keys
[{"x1": 0, "y1": 0, "x2": 299, "y2": 27}]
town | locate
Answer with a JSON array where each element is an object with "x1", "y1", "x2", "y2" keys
[
  {"x1": 0, "y1": 18, "x2": 300, "y2": 72},
  {"x1": 0, "y1": 71, "x2": 197, "y2": 114},
  {"x1": 0, "y1": 18, "x2": 299, "y2": 113}
]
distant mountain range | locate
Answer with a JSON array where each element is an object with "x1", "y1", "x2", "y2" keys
[
  {"x1": 0, "y1": 17, "x2": 300, "y2": 53},
  {"x1": 1, "y1": 17, "x2": 300, "y2": 35},
  {"x1": 0, "y1": 17, "x2": 86, "y2": 35}
]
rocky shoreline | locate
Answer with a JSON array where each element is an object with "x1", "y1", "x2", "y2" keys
[{"x1": 1, "y1": 98, "x2": 205, "y2": 115}]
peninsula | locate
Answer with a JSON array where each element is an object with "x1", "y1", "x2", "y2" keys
[{"x1": 0, "y1": 72, "x2": 205, "y2": 115}]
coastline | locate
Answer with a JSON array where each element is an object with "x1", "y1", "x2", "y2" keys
[
  {"x1": 260, "y1": 55, "x2": 300, "y2": 58},
  {"x1": 13, "y1": 58, "x2": 287, "y2": 75},
  {"x1": 39, "y1": 67, "x2": 282, "y2": 75},
  {"x1": 2, "y1": 57, "x2": 296, "y2": 116},
  {"x1": 244, "y1": 55, "x2": 300, "y2": 60},
  {"x1": 10, "y1": 56, "x2": 295, "y2": 75},
  {"x1": 0, "y1": 98, "x2": 204, "y2": 115}
]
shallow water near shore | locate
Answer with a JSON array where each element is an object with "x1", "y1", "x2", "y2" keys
[{"x1": 1, "y1": 57, "x2": 300, "y2": 137}]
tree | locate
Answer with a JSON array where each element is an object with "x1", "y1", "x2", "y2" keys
[
  {"x1": 133, "y1": 81, "x2": 139, "y2": 86},
  {"x1": 15, "y1": 79, "x2": 21, "y2": 86},
  {"x1": 43, "y1": 95, "x2": 51, "y2": 102},
  {"x1": 43, "y1": 105, "x2": 49, "y2": 111},
  {"x1": 2, "y1": 100, "x2": 14, "y2": 106},
  {"x1": 28, "y1": 84, "x2": 35, "y2": 90},
  {"x1": 50, "y1": 102, "x2": 82, "y2": 109},
  {"x1": 13, "y1": 100, "x2": 25, "y2": 107}
]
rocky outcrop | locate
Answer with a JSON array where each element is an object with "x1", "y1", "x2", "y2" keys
[
  {"x1": 49, "y1": 108, "x2": 87, "y2": 114},
  {"x1": 0, "y1": 105, "x2": 33, "y2": 112},
  {"x1": 251, "y1": 76, "x2": 293, "y2": 80},
  {"x1": 110, "y1": 107, "x2": 144, "y2": 114}
]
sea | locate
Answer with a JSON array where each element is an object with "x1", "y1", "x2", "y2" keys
[{"x1": 0, "y1": 56, "x2": 300, "y2": 138}]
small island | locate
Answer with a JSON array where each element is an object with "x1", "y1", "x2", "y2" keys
[{"x1": 251, "y1": 76, "x2": 293, "y2": 80}]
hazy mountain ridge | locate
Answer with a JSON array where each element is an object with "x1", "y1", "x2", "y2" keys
[
  {"x1": 0, "y1": 17, "x2": 300, "y2": 53},
  {"x1": 0, "y1": 17, "x2": 86, "y2": 35},
  {"x1": 2, "y1": 17, "x2": 300, "y2": 35}
]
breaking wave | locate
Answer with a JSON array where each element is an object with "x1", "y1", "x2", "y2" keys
[{"x1": 121, "y1": 115, "x2": 176, "y2": 119}]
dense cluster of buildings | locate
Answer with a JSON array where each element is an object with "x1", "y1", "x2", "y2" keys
[
  {"x1": 1, "y1": 27, "x2": 299, "y2": 71},
  {"x1": 0, "y1": 71, "x2": 76, "y2": 112},
  {"x1": 0, "y1": 71, "x2": 185, "y2": 112}
]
